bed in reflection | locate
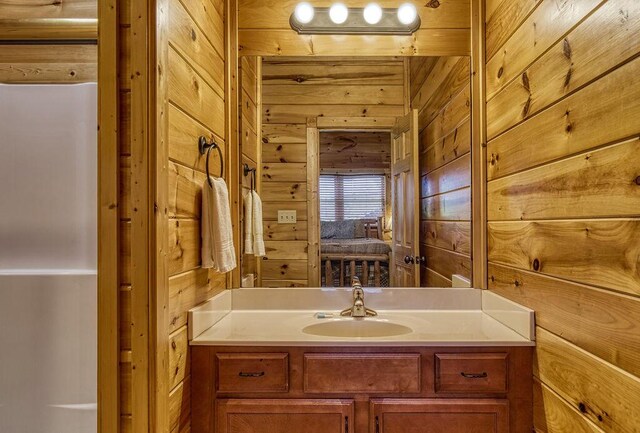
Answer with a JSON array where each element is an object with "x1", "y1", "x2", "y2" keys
[{"x1": 321, "y1": 218, "x2": 390, "y2": 287}]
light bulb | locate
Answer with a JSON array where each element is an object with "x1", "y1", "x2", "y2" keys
[
  {"x1": 397, "y1": 3, "x2": 418, "y2": 25},
  {"x1": 329, "y1": 3, "x2": 349, "y2": 24},
  {"x1": 294, "y1": 2, "x2": 315, "y2": 24},
  {"x1": 363, "y1": 3, "x2": 382, "y2": 25}
]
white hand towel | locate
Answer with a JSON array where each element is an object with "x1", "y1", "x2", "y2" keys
[
  {"x1": 201, "y1": 176, "x2": 237, "y2": 273},
  {"x1": 251, "y1": 190, "x2": 266, "y2": 257},
  {"x1": 243, "y1": 191, "x2": 254, "y2": 255}
]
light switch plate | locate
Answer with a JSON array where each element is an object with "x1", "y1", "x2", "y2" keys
[{"x1": 278, "y1": 210, "x2": 297, "y2": 224}]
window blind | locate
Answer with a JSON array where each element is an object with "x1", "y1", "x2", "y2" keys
[{"x1": 319, "y1": 174, "x2": 386, "y2": 221}]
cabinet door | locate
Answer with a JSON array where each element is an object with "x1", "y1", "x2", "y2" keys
[
  {"x1": 217, "y1": 399, "x2": 354, "y2": 433},
  {"x1": 371, "y1": 399, "x2": 508, "y2": 433}
]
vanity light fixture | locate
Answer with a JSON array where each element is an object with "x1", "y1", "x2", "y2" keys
[
  {"x1": 290, "y1": 2, "x2": 421, "y2": 35},
  {"x1": 397, "y1": 3, "x2": 418, "y2": 25},
  {"x1": 363, "y1": 3, "x2": 383, "y2": 25},
  {"x1": 329, "y1": 3, "x2": 349, "y2": 24},
  {"x1": 294, "y1": 2, "x2": 315, "y2": 24}
]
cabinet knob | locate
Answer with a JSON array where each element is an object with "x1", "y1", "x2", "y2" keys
[{"x1": 404, "y1": 255, "x2": 415, "y2": 264}]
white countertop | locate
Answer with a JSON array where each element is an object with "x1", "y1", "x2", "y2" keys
[{"x1": 189, "y1": 288, "x2": 535, "y2": 347}]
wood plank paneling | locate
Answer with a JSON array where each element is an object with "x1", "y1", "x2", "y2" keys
[
  {"x1": 262, "y1": 124, "x2": 306, "y2": 143},
  {"x1": 534, "y1": 328, "x2": 640, "y2": 433},
  {"x1": 421, "y1": 267, "x2": 452, "y2": 287},
  {"x1": 263, "y1": 104, "x2": 403, "y2": 124},
  {"x1": 261, "y1": 182, "x2": 307, "y2": 202},
  {"x1": 262, "y1": 201, "x2": 308, "y2": 221},
  {"x1": 169, "y1": 377, "x2": 191, "y2": 433},
  {"x1": 421, "y1": 221, "x2": 471, "y2": 255},
  {"x1": 262, "y1": 142, "x2": 307, "y2": 164},
  {"x1": 168, "y1": 0, "x2": 225, "y2": 95},
  {"x1": 320, "y1": 131, "x2": 391, "y2": 171},
  {"x1": 486, "y1": 2, "x2": 640, "y2": 433},
  {"x1": 263, "y1": 62, "x2": 404, "y2": 85},
  {"x1": 409, "y1": 57, "x2": 438, "y2": 101},
  {"x1": 421, "y1": 244, "x2": 472, "y2": 281},
  {"x1": 262, "y1": 162, "x2": 306, "y2": 182},
  {"x1": 263, "y1": 84, "x2": 404, "y2": 106},
  {"x1": 169, "y1": 326, "x2": 190, "y2": 390},
  {"x1": 413, "y1": 57, "x2": 470, "y2": 129},
  {"x1": 261, "y1": 259, "x2": 308, "y2": 280},
  {"x1": 239, "y1": 28, "x2": 470, "y2": 57},
  {"x1": 487, "y1": 56, "x2": 640, "y2": 180},
  {"x1": 486, "y1": 0, "x2": 603, "y2": 99},
  {"x1": 264, "y1": 221, "x2": 308, "y2": 241},
  {"x1": 239, "y1": 55, "x2": 262, "y2": 282},
  {"x1": 485, "y1": 0, "x2": 541, "y2": 61},
  {"x1": 0, "y1": 44, "x2": 96, "y2": 83},
  {"x1": 168, "y1": 47, "x2": 225, "y2": 137},
  {"x1": 264, "y1": 241, "x2": 308, "y2": 260},
  {"x1": 168, "y1": 104, "x2": 224, "y2": 173},
  {"x1": 168, "y1": 219, "x2": 201, "y2": 276},
  {"x1": 489, "y1": 263, "x2": 640, "y2": 379},
  {"x1": 412, "y1": 56, "x2": 472, "y2": 286},
  {"x1": 420, "y1": 118, "x2": 471, "y2": 175},
  {"x1": 533, "y1": 379, "x2": 605, "y2": 433},
  {"x1": 168, "y1": 162, "x2": 206, "y2": 219},
  {"x1": 421, "y1": 188, "x2": 471, "y2": 221},
  {"x1": 168, "y1": 268, "x2": 226, "y2": 333},
  {"x1": 0, "y1": 0, "x2": 96, "y2": 19},
  {"x1": 488, "y1": 219, "x2": 640, "y2": 296},
  {"x1": 422, "y1": 153, "x2": 471, "y2": 197},
  {"x1": 487, "y1": 0, "x2": 640, "y2": 139},
  {"x1": 488, "y1": 138, "x2": 640, "y2": 220}
]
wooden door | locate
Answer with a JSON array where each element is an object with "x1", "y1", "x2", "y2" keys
[
  {"x1": 371, "y1": 399, "x2": 508, "y2": 433},
  {"x1": 391, "y1": 110, "x2": 420, "y2": 287},
  {"x1": 217, "y1": 399, "x2": 354, "y2": 433}
]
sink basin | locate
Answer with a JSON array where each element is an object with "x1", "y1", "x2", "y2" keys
[{"x1": 303, "y1": 319, "x2": 413, "y2": 338}]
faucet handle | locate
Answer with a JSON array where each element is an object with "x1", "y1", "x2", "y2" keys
[{"x1": 351, "y1": 276, "x2": 361, "y2": 287}]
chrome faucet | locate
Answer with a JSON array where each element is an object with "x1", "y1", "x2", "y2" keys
[{"x1": 340, "y1": 276, "x2": 377, "y2": 317}]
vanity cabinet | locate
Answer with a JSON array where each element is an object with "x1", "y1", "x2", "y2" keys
[
  {"x1": 192, "y1": 346, "x2": 532, "y2": 433},
  {"x1": 216, "y1": 399, "x2": 353, "y2": 433},
  {"x1": 371, "y1": 399, "x2": 508, "y2": 433}
]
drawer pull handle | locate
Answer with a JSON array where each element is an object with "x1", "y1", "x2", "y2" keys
[
  {"x1": 238, "y1": 371, "x2": 265, "y2": 378},
  {"x1": 461, "y1": 372, "x2": 487, "y2": 379}
]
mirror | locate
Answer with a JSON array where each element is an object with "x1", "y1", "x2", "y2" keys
[{"x1": 239, "y1": 56, "x2": 472, "y2": 289}]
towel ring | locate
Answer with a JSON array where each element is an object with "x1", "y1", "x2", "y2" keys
[
  {"x1": 199, "y1": 136, "x2": 223, "y2": 187},
  {"x1": 243, "y1": 163, "x2": 256, "y2": 191}
]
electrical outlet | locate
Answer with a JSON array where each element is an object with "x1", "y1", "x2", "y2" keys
[{"x1": 278, "y1": 210, "x2": 297, "y2": 224}]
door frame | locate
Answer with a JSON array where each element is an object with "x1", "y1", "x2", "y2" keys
[{"x1": 307, "y1": 116, "x2": 396, "y2": 287}]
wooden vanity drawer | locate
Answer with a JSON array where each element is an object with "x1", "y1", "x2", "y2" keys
[
  {"x1": 216, "y1": 353, "x2": 289, "y2": 393},
  {"x1": 304, "y1": 353, "x2": 421, "y2": 393},
  {"x1": 435, "y1": 353, "x2": 508, "y2": 393}
]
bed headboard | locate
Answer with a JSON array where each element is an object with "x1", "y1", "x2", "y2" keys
[{"x1": 359, "y1": 218, "x2": 382, "y2": 239}]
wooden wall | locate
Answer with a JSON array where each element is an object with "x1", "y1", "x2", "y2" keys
[
  {"x1": 260, "y1": 57, "x2": 405, "y2": 286},
  {"x1": 484, "y1": 0, "x2": 640, "y2": 432},
  {"x1": 239, "y1": 56, "x2": 262, "y2": 284},
  {"x1": 320, "y1": 131, "x2": 390, "y2": 173},
  {"x1": 117, "y1": 0, "x2": 236, "y2": 432},
  {"x1": 238, "y1": 0, "x2": 470, "y2": 56},
  {"x1": 410, "y1": 56, "x2": 472, "y2": 287},
  {"x1": 0, "y1": 0, "x2": 97, "y2": 83},
  {"x1": 0, "y1": 0, "x2": 97, "y2": 40},
  {"x1": 164, "y1": 0, "x2": 230, "y2": 431}
]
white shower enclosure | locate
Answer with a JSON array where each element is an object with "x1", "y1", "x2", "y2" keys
[{"x1": 0, "y1": 84, "x2": 98, "y2": 433}]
